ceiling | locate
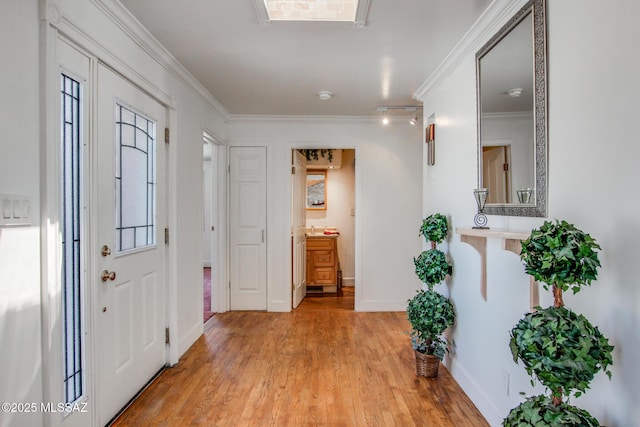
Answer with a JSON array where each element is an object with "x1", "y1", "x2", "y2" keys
[{"x1": 119, "y1": 0, "x2": 493, "y2": 117}]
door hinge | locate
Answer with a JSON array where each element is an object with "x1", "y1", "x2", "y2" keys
[
  {"x1": 164, "y1": 227, "x2": 169, "y2": 244},
  {"x1": 291, "y1": 166, "x2": 296, "y2": 174},
  {"x1": 503, "y1": 163, "x2": 509, "y2": 171},
  {"x1": 165, "y1": 327, "x2": 170, "y2": 344},
  {"x1": 228, "y1": 164, "x2": 230, "y2": 174},
  {"x1": 164, "y1": 127, "x2": 170, "y2": 144}
]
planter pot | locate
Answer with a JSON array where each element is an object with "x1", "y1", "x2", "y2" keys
[{"x1": 415, "y1": 351, "x2": 440, "y2": 378}]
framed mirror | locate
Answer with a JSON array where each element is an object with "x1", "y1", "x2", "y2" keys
[
  {"x1": 476, "y1": 0, "x2": 547, "y2": 217},
  {"x1": 306, "y1": 170, "x2": 327, "y2": 210}
]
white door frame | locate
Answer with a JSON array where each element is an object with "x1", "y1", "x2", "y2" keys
[
  {"x1": 203, "y1": 129, "x2": 228, "y2": 314},
  {"x1": 287, "y1": 145, "x2": 359, "y2": 310}
]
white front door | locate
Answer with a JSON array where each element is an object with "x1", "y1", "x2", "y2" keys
[
  {"x1": 292, "y1": 151, "x2": 307, "y2": 308},
  {"x1": 96, "y1": 64, "x2": 167, "y2": 424},
  {"x1": 229, "y1": 146, "x2": 267, "y2": 310}
]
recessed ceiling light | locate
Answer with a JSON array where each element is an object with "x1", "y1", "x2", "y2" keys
[
  {"x1": 318, "y1": 91, "x2": 333, "y2": 101},
  {"x1": 508, "y1": 88, "x2": 523, "y2": 98}
]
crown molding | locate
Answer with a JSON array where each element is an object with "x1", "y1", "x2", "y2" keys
[
  {"x1": 227, "y1": 114, "x2": 378, "y2": 124},
  {"x1": 413, "y1": 0, "x2": 528, "y2": 102},
  {"x1": 90, "y1": 0, "x2": 230, "y2": 119}
]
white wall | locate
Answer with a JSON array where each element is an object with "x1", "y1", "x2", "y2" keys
[
  {"x1": 0, "y1": 1, "x2": 227, "y2": 425},
  {"x1": 418, "y1": 0, "x2": 640, "y2": 426},
  {"x1": 228, "y1": 118, "x2": 423, "y2": 311},
  {"x1": 306, "y1": 149, "x2": 356, "y2": 285},
  {"x1": 0, "y1": 2, "x2": 44, "y2": 426}
]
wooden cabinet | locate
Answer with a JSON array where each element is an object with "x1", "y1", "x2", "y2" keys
[{"x1": 306, "y1": 236, "x2": 340, "y2": 293}]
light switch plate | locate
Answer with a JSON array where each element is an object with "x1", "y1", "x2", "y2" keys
[{"x1": 0, "y1": 194, "x2": 33, "y2": 226}]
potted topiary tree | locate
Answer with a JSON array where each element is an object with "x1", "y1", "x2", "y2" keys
[
  {"x1": 419, "y1": 212, "x2": 449, "y2": 249},
  {"x1": 407, "y1": 213, "x2": 455, "y2": 378},
  {"x1": 504, "y1": 220, "x2": 614, "y2": 426}
]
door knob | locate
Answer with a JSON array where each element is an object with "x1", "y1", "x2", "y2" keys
[
  {"x1": 101, "y1": 270, "x2": 116, "y2": 282},
  {"x1": 101, "y1": 245, "x2": 111, "y2": 257}
]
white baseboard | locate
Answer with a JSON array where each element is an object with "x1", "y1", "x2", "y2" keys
[
  {"x1": 446, "y1": 359, "x2": 503, "y2": 426},
  {"x1": 342, "y1": 277, "x2": 355, "y2": 286},
  {"x1": 178, "y1": 320, "x2": 203, "y2": 360}
]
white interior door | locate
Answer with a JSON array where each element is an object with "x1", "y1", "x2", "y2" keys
[
  {"x1": 96, "y1": 64, "x2": 167, "y2": 424},
  {"x1": 229, "y1": 146, "x2": 267, "y2": 310},
  {"x1": 292, "y1": 151, "x2": 307, "y2": 308}
]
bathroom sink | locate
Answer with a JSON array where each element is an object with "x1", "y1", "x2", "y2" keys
[{"x1": 306, "y1": 232, "x2": 338, "y2": 238}]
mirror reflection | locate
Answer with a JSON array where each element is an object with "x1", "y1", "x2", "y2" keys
[
  {"x1": 476, "y1": 0, "x2": 547, "y2": 217},
  {"x1": 306, "y1": 170, "x2": 327, "y2": 210}
]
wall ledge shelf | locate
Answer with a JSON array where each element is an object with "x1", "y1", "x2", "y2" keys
[{"x1": 456, "y1": 227, "x2": 539, "y2": 311}]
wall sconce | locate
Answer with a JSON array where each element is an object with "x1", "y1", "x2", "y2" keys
[{"x1": 425, "y1": 114, "x2": 436, "y2": 165}]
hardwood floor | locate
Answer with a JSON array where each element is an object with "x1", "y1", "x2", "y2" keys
[{"x1": 111, "y1": 288, "x2": 488, "y2": 426}]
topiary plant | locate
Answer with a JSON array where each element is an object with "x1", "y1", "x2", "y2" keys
[
  {"x1": 407, "y1": 289, "x2": 455, "y2": 358},
  {"x1": 509, "y1": 306, "x2": 613, "y2": 401},
  {"x1": 419, "y1": 213, "x2": 449, "y2": 247},
  {"x1": 520, "y1": 219, "x2": 601, "y2": 305},
  {"x1": 504, "y1": 219, "x2": 613, "y2": 425},
  {"x1": 503, "y1": 395, "x2": 600, "y2": 427},
  {"x1": 414, "y1": 249, "x2": 451, "y2": 290}
]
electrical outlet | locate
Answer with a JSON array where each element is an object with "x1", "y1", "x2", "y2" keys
[{"x1": 501, "y1": 368, "x2": 510, "y2": 396}]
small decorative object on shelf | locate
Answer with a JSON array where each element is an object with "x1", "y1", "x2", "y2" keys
[
  {"x1": 472, "y1": 188, "x2": 489, "y2": 229},
  {"x1": 516, "y1": 188, "x2": 533, "y2": 204}
]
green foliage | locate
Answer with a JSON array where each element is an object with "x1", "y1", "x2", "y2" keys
[
  {"x1": 414, "y1": 249, "x2": 451, "y2": 289},
  {"x1": 509, "y1": 306, "x2": 614, "y2": 399},
  {"x1": 406, "y1": 290, "x2": 455, "y2": 357},
  {"x1": 503, "y1": 395, "x2": 600, "y2": 427},
  {"x1": 298, "y1": 149, "x2": 334, "y2": 162},
  {"x1": 521, "y1": 220, "x2": 601, "y2": 294},
  {"x1": 419, "y1": 213, "x2": 449, "y2": 245}
]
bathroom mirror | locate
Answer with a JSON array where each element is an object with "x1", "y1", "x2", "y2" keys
[
  {"x1": 476, "y1": 0, "x2": 547, "y2": 217},
  {"x1": 306, "y1": 170, "x2": 327, "y2": 210}
]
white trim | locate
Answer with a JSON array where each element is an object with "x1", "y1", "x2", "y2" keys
[
  {"x1": 446, "y1": 360, "x2": 502, "y2": 426},
  {"x1": 53, "y1": 13, "x2": 173, "y2": 109},
  {"x1": 179, "y1": 321, "x2": 204, "y2": 357},
  {"x1": 356, "y1": 300, "x2": 409, "y2": 311},
  {"x1": 166, "y1": 105, "x2": 180, "y2": 365},
  {"x1": 414, "y1": 0, "x2": 528, "y2": 101},
  {"x1": 229, "y1": 114, "x2": 378, "y2": 123},
  {"x1": 251, "y1": 0, "x2": 272, "y2": 26},
  {"x1": 41, "y1": 13, "x2": 64, "y2": 427},
  {"x1": 89, "y1": 0, "x2": 229, "y2": 118},
  {"x1": 354, "y1": 0, "x2": 371, "y2": 28}
]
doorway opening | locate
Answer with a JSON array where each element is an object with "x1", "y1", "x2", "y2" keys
[
  {"x1": 291, "y1": 148, "x2": 356, "y2": 309},
  {"x1": 202, "y1": 132, "x2": 218, "y2": 322}
]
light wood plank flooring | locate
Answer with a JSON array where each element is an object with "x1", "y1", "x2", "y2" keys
[{"x1": 111, "y1": 288, "x2": 488, "y2": 426}]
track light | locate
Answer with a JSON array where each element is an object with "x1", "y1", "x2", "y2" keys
[{"x1": 376, "y1": 105, "x2": 422, "y2": 125}]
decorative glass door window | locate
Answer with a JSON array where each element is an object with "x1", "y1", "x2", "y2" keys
[
  {"x1": 115, "y1": 104, "x2": 156, "y2": 252},
  {"x1": 61, "y1": 73, "x2": 84, "y2": 403}
]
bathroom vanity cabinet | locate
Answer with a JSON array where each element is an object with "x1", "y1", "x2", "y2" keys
[{"x1": 306, "y1": 235, "x2": 341, "y2": 293}]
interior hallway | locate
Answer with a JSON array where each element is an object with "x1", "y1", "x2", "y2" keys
[{"x1": 111, "y1": 289, "x2": 488, "y2": 426}]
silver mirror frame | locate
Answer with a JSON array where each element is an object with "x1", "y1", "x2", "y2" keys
[{"x1": 476, "y1": 0, "x2": 547, "y2": 217}]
